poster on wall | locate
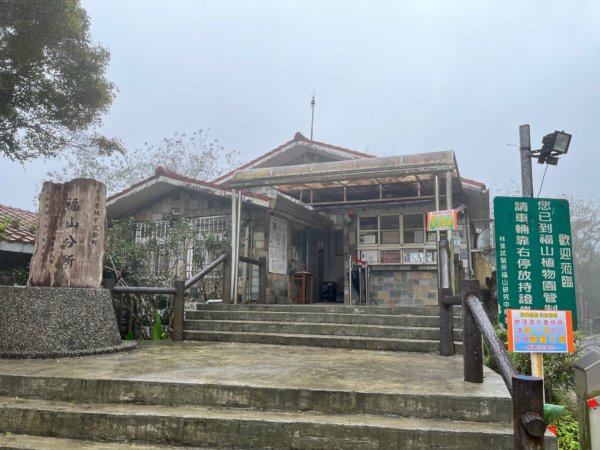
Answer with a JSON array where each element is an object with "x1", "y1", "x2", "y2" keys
[{"x1": 269, "y1": 217, "x2": 288, "y2": 274}]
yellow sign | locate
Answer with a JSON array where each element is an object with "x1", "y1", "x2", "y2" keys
[{"x1": 427, "y1": 209, "x2": 457, "y2": 231}]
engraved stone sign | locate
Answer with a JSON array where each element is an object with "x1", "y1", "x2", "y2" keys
[{"x1": 28, "y1": 179, "x2": 107, "y2": 288}]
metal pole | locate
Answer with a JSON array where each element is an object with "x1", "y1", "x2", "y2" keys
[
  {"x1": 358, "y1": 264, "x2": 363, "y2": 305},
  {"x1": 365, "y1": 265, "x2": 369, "y2": 305},
  {"x1": 230, "y1": 189, "x2": 238, "y2": 304},
  {"x1": 348, "y1": 254, "x2": 352, "y2": 305},
  {"x1": 519, "y1": 124, "x2": 534, "y2": 198},
  {"x1": 519, "y1": 124, "x2": 544, "y2": 387},
  {"x1": 435, "y1": 173, "x2": 441, "y2": 294},
  {"x1": 446, "y1": 171, "x2": 455, "y2": 293},
  {"x1": 233, "y1": 190, "x2": 242, "y2": 304}
]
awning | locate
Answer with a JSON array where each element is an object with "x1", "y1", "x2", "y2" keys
[{"x1": 227, "y1": 150, "x2": 459, "y2": 190}]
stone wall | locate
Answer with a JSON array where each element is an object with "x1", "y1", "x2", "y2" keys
[
  {"x1": 132, "y1": 191, "x2": 230, "y2": 221},
  {"x1": 369, "y1": 268, "x2": 438, "y2": 306}
]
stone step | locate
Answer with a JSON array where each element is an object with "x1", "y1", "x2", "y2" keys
[
  {"x1": 0, "y1": 433, "x2": 214, "y2": 450},
  {"x1": 184, "y1": 319, "x2": 463, "y2": 341},
  {"x1": 186, "y1": 309, "x2": 463, "y2": 328},
  {"x1": 0, "y1": 396, "x2": 513, "y2": 450},
  {"x1": 194, "y1": 303, "x2": 449, "y2": 316},
  {"x1": 0, "y1": 373, "x2": 504, "y2": 422},
  {"x1": 183, "y1": 330, "x2": 454, "y2": 352}
]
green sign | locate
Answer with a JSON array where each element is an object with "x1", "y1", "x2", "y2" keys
[{"x1": 494, "y1": 197, "x2": 577, "y2": 329}]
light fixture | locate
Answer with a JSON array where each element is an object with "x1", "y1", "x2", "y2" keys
[{"x1": 535, "y1": 130, "x2": 572, "y2": 164}]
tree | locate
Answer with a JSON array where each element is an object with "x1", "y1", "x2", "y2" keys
[
  {"x1": 563, "y1": 194, "x2": 600, "y2": 329},
  {"x1": 0, "y1": 0, "x2": 122, "y2": 161},
  {"x1": 48, "y1": 129, "x2": 240, "y2": 194}
]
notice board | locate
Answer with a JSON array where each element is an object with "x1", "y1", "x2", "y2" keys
[{"x1": 269, "y1": 217, "x2": 288, "y2": 274}]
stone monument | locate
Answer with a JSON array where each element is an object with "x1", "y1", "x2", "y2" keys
[{"x1": 0, "y1": 179, "x2": 136, "y2": 358}]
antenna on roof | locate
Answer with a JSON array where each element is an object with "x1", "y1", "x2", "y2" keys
[{"x1": 310, "y1": 90, "x2": 316, "y2": 141}]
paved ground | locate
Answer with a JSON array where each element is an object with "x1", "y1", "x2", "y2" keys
[{"x1": 0, "y1": 341, "x2": 510, "y2": 399}]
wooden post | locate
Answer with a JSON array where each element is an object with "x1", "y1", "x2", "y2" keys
[
  {"x1": 513, "y1": 375, "x2": 545, "y2": 450},
  {"x1": 172, "y1": 280, "x2": 185, "y2": 341},
  {"x1": 439, "y1": 239, "x2": 455, "y2": 356},
  {"x1": 258, "y1": 256, "x2": 267, "y2": 304},
  {"x1": 102, "y1": 277, "x2": 116, "y2": 293},
  {"x1": 439, "y1": 288, "x2": 455, "y2": 356},
  {"x1": 221, "y1": 252, "x2": 232, "y2": 304},
  {"x1": 28, "y1": 179, "x2": 107, "y2": 288},
  {"x1": 102, "y1": 278, "x2": 122, "y2": 332},
  {"x1": 461, "y1": 279, "x2": 483, "y2": 383}
]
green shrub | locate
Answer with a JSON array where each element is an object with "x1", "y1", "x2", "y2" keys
[{"x1": 485, "y1": 327, "x2": 582, "y2": 448}]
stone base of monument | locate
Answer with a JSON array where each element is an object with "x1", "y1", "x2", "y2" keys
[{"x1": 0, "y1": 286, "x2": 137, "y2": 359}]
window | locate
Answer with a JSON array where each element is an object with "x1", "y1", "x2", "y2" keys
[
  {"x1": 380, "y1": 215, "x2": 400, "y2": 244},
  {"x1": 359, "y1": 216, "x2": 378, "y2": 244},
  {"x1": 403, "y1": 214, "x2": 424, "y2": 243},
  {"x1": 357, "y1": 213, "x2": 436, "y2": 265},
  {"x1": 134, "y1": 215, "x2": 228, "y2": 278},
  {"x1": 187, "y1": 215, "x2": 228, "y2": 278},
  {"x1": 134, "y1": 220, "x2": 169, "y2": 276}
]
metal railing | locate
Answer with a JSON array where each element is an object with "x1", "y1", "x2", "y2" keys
[
  {"x1": 103, "y1": 251, "x2": 267, "y2": 341},
  {"x1": 437, "y1": 240, "x2": 546, "y2": 449}
]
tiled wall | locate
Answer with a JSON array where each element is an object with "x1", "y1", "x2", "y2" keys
[{"x1": 369, "y1": 269, "x2": 437, "y2": 306}]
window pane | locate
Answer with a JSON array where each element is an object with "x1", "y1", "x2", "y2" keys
[
  {"x1": 381, "y1": 249, "x2": 401, "y2": 263},
  {"x1": 359, "y1": 216, "x2": 378, "y2": 244},
  {"x1": 404, "y1": 214, "x2": 423, "y2": 229},
  {"x1": 360, "y1": 250, "x2": 379, "y2": 264},
  {"x1": 403, "y1": 214, "x2": 424, "y2": 243},
  {"x1": 426, "y1": 249, "x2": 437, "y2": 263},
  {"x1": 403, "y1": 249, "x2": 424, "y2": 264},
  {"x1": 359, "y1": 216, "x2": 378, "y2": 230},
  {"x1": 380, "y1": 215, "x2": 399, "y2": 230},
  {"x1": 381, "y1": 231, "x2": 400, "y2": 244},
  {"x1": 380, "y1": 215, "x2": 400, "y2": 244},
  {"x1": 360, "y1": 232, "x2": 378, "y2": 244}
]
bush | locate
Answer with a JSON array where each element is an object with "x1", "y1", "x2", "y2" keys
[{"x1": 485, "y1": 327, "x2": 582, "y2": 448}]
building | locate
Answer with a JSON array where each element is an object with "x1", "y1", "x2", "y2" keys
[
  {"x1": 107, "y1": 132, "x2": 490, "y2": 306},
  {"x1": 0, "y1": 204, "x2": 37, "y2": 285}
]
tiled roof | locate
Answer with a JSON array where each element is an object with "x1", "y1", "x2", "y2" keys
[
  {"x1": 461, "y1": 177, "x2": 487, "y2": 190},
  {"x1": 0, "y1": 204, "x2": 37, "y2": 244},
  {"x1": 212, "y1": 132, "x2": 375, "y2": 185},
  {"x1": 108, "y1": 166, "x2": 272, "y2": 203}
]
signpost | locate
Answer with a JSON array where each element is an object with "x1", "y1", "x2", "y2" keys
[
  {"x1": 494, "y1": 196, "x2": 577, "y2": 329},
  {"x1": 427, "y1": 208, "x2": 457, "y2": 232}
]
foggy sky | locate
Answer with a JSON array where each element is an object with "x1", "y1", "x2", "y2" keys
[{"x1": 1, "y1": 0, "x2": 599, "y2": 211}]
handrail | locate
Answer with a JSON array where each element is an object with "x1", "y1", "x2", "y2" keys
[
  {"x1": 464, "y1": 293, "x2": 517, "y2": 394},
  {"x1": 440, "y1": 280, "x2": 546, "y2": 450},
  {"x1": 239, "y1": 255, "x2": 261, "y2": 266},
  {"x1": 104, "y1": 251, "x2": 267, "y2": 341},
  {"x1": 184, "y1": 252, "x2": 228, "y2": 289},
  {"x1": 112, "y1": 285, "x2": 177, "y2": 295}
]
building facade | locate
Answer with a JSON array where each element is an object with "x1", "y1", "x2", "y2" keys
[{"x1": 107, "y1": 132, "x2": 490, "y2": 306}]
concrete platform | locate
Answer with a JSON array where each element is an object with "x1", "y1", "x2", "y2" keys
[
  {"x1": 0, "y1": 340, "x2": 508, "y2": 400},
  {"x1": 0, "y1": 341, "x2": 515, "y2": 449}
]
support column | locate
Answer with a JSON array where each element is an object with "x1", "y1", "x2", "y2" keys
[
  {"x1": 234, "y1": 191, "x2": 242, "y2": 303},
  {"x1": 446, "y1": 171, "x2": 455, "y2": 293}
]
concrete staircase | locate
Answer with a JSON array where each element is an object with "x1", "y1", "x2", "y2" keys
[
  {"x1": 184, "y1": 303, "x2": 462, "y2": 353},
  {"x1": 0, "y1": 342, "x2": 512, "y2": 449}
]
